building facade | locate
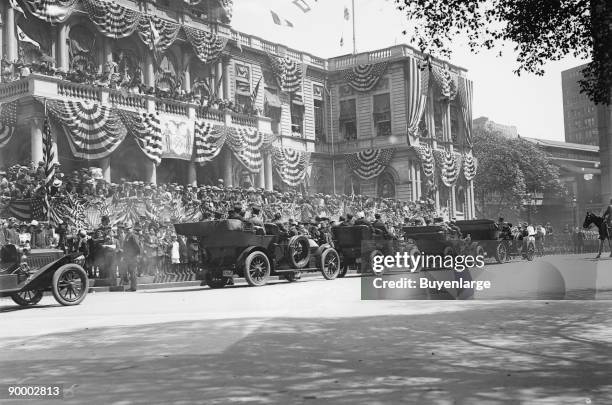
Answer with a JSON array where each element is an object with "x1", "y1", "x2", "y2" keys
[
  {"x1": 472, "y1": 116, "x2": 518, "y2": 138},
  {"x1": 0, "y1": 0, "x2": 476, "y2": 219}
]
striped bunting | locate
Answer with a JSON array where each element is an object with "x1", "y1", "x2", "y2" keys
[
  {"x1": 273, "y1": 147, "x2": 309, "y2": 187},
  {"x1": 82, "y1": 0, "x2": 141, "y2": 39},
  {"x1": 8, "y1": 199, "x2": 33, "y2": 222},
  {"x1": 226, "y1": 126, "x2": 266, "y2": 173},
  {"x1": 0, "y1": 102, "x2": 17, "y2": 148},
  {"x1": 137, "y1": 15, "x2": 181, "y2": 54},
  {"x1": 194, "y1": 121, "x2": 227, "y2": 165},
  {"x1": 458, "y1": 76, "x2": 474, "y2": 148},
  {"x1": 413, "y1": 145, "x2": 435, "y2": 179},
  {"x1": 46, "y1": 100, "x2": 127, "y2": 160},
  {"x1": 463, "y1": 152, "x2": 477, "y2": 181},
  {"x1": 21, "y1": 0, "x2": 77, "y2": 23},
  {"x1": 117, "y1": 110, "x2": 163, "y2": 165},
  {"x1": 344, "y1": 62, "x2": 388, "y2": 92},
  {"x1": 184, "y1": 27, "x2": 228, "y2": 64},
  {"x1": 431, "y1": 66, "x2": 458, "y2": 100},
  {"x1": 433, "y1": 149, "x2": 461, "y2": 187},
  {"x1": 268, "y1": 54, "x2": 303, "y2": 93},
  {"x1": 405, "y1": 58, "x2": 429, "y2": 143},
  {"x1": 345, "y1": 148, "x2": 394, "y2": 180}
]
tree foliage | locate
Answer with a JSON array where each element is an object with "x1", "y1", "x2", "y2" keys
[
  {"x1": 395, "y1": 0, "x2": 612, "y2": 104},
  {"x1": 472, "y1": 127, "x2": 564, "y2": 218}
]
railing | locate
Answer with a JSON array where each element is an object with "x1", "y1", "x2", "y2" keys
[
  {"x1": 196, "y1": 107, "x2": 225, "y2": 122},
  {"x1": 0, "y1": 78, "x2": 29, "y2": 100},
  {"x1": 285, "y1": 49, "x2": 302, "y2": 61},
  {"x1": 156, "y1": 99, "x2": 189, "y2": 116},
  {"x1": 230, "y1": 111, "x2": 257, "y2": 127},
  {"x1": 108, "y1": 91, "x2": 147, "y2": 110},
  {"x1": 260, "y1": 40, "x2": 278, "y2": 54},
  {"x1": 57, "y1": 81, "x2": 102, "y2": 102},
  {"x1": 368, "y1": 47, "x2": 393, "y2": 62}
]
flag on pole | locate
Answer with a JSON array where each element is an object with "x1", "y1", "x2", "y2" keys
[
  {"x1": 270, "y1": 10, "x2": 294, "y2": 27},
  {"x1": 17, "y1": 26, "x2": 40, "y2": 49},
  {"x1": 250, "y1": 77, "x2": 262, "y2": 108},
  {"x1": 42, "y1": 118, "x2": 55, "y2": 191}
]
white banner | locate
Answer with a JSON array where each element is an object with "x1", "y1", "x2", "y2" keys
[{"x1": 160, "y1": 115, "x2": 194, "y2": 161}]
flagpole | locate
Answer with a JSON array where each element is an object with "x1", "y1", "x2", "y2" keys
[{"x1": 352, "y1": 0, "x2": 356, "y2": 54}]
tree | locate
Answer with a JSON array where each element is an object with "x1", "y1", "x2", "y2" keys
[
  {"x1": 395, "y1": 0, "x2": 612, "y2": 105},
  {"x1": 472, "y1": 127, "x2": 564, "y2": 218}
]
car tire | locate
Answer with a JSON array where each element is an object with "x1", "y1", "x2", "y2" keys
[
  {"x1": 52, "y1": 264, "x2": 89, "y2": 306},
  {"x1": 11, "y1": 289, "x2": 44, "y2": 306},
  {"x1": 243, "y1": 251, "x2": 271, "y2": 287},
  {"x1": 320, "y1": 248, "x2": 340, "y2": 280},
  {"x1": 288, "y1": 235, "x2": 311, "y2": 269}
]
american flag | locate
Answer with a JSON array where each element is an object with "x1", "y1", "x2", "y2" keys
[
  {"x1": 43, "y1": 118, "x2": 55, "y2": 190},
  {"x1": 0, "y1": 102, "x2": 17, "y2": 148},
  {"x1": 8, "y1": 198, "x2": 47, "y2": 222}
]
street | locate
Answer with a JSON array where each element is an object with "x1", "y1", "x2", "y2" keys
[{"x1": 1, "y1": 255, "x2": 612, "y2": 404}]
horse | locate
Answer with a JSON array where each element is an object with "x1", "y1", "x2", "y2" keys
[{"x1": 583, "y1": 211, "x2": 612, "y2": 258}]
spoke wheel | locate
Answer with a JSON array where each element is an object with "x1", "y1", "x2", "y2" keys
[
  {"x1": 495, "y1": 242, "x2": 508, "y2": 264},
  {"x1": 11, "y1": 289, "x2": 43, "y2": 307},
  {"x1": 243, "y1": 251, "x2": 270, "y2": 287},
  {"x1": 320, "y1": 248, "x2": 340, "y2": 280},
  {"x1": 526, "y1": 243, "x2": 536, "y2": 261},
  {"x1": 52, "y1": 264, "x2": 89, "y2": 306},
  {"x1": 288, "y1": 236, "x2": 311, "y2": 269}
]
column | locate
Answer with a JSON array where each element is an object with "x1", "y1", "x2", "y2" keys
[
  {"x1": 415, "y1": 165, "x2": 422, "y2": 201},
  {"x1": 409, "y1": 161, "x2": 417, "y2": 202},
  {"x1": 5, "y1": 5, "x2": 17, "y2": 61},
  {"x1": 182, "y1": 54, "x2": 191, "y2": 93},
  {"x1": 223, "y1": 59, "x2": 231, "y2": 101},
  {"x1": 57, "y1": 23, "x2": 69, "y2": 71},
  {"x1": 222, "y1": 148, "x2": 233, "y2": 187},
  {"x1": 145, "y1": 161, "x2": 156, "y2": 184},
  {"x1": 187, "y1": 162, "x2": 197, "y2": 187},
  {"x1": 215, "y1": 60, "x2": 224, "y2": 99},
  {"x1": 31, "y1": 119, "x2": 44, "y2": 165},
  {"x1": 145, "y1": 54, "x2": 155, "y2": 88},
  {"x1": 100, "y1": 158, "x2": 111, "y2": 182},
  {"x1": 257, "y1": 165, "x2": 265, "y2": 189},
  {"x1": 264, "y1": 152, "x2": 273, "y2": 191}
]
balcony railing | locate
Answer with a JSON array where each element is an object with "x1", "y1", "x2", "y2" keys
[{"x1": 230, "y1": 111, "x2": 258, "y2": 127}]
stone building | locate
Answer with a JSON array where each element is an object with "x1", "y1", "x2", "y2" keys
[{"x1": 0, "y1": 0, "x2": 475, "y2": 219}]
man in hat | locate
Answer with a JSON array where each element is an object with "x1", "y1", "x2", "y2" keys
[
  {"x1": 123, "y1": 224, "x2": 142, "y2": 291},
  {"x1": 247, "y1": 204, "x2": 265, "y2": 229},
  {"x1": 93, "y1": 215, "x2": 116, "y2": 282},
  {"x1": 354, "y1": 212, "x2": 370, "y2": 227},
  {"x1": 228, "y1": 203, "x2": 245, "y2": 221},
  {"x1": 5, "y1": 218, "x2": 19, "y2": 245},
  {"x1": 372, "y1": 213, "x2": 390, "y2": 238}
]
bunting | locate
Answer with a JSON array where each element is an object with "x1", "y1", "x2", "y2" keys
[
  {"x1": 345, "y1": 148, "x2": 394, "y2": 180},
  {"x1": 46, "y1": 99, "x2": 127, "y2": 160},
  {"x1": 0, "y1": 102, "x2": 18, "y2": 149},
  {"x1": 458, "y1": 76, "x2": 474, "y2": 148},
  {"x1": 82, "y1": 0, "x2": 141, "y2": 39},
  {"x1": 137, "y1": 15, "x2": 181, "y2": 54},
  {"x1": 344, "y1": 62, "x2": 388, "y2": 92},
  {"x1": 273, "y1": 147, "x2": 309, "y2": 187},
  {"x1": 268, "y1": 54, "x2": 303, "y2": 93},
  {"x1": 413, "y1": 145, "x2": 435, "y2": 178},
  {"x1": 117, "y1": 110, "x2": 163, "y2": 165},
  {"x1": 433, "y1": 149, "x2": 461, "y2": 187},
  {"x1": 431, "y1": 65, "x2": 458, "y2": 100},
  {"x1": 194, "y1": 121, "x2": 227, "y2": 165},
  {"x1": 21, "y1": 0, "x2": 77, "y2": 23},
  {"x1": 226, "y1": 126, "x2": 267, "y2": 173},
  {"x1": 405, "y1": 58, "x2": 429, "y2": 144},
  {"x1": 184, "y1": 27, "x2": 227, "y2": 64},
  {"x1": 463, "y1": 151, "x2": 478, "y2": 181}
]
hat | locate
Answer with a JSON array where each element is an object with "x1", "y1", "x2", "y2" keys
[
  {"x1": 53, "y1": 179, "x2": 62, "y2": 187},
  {"x1": 29, "y1": 220, "x2": 39, "y2": 227}
]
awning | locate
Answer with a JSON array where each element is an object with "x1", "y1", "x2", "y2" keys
[{"x1": 264, "y1": 89, "x2": 281, "y2": 108}]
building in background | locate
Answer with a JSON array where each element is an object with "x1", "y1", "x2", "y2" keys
[{"x1": 473, "y1": 116, "x2": 518, "y2": 138}]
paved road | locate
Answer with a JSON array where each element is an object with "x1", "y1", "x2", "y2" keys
[{"x1": 1, "y1": 254, "x2": 612, "y2": 404}]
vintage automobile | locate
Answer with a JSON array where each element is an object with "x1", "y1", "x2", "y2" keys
[
  {"x1": 332, "y1": 225, "x2": 420, "y2": 276},
  {"x1": 455, "y1": 219, "x2": 535, "y2": 263},
  {"x1": 0, "y1": 244, "x2": 89, "y2": 306},
  {"x1": 174, "y1": 220, "x2": 341, "y2": 288},
  {"x1": 402, "y1": 225, "x2": 484, "y2": 267}
]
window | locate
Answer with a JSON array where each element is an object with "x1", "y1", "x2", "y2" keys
[
  {"x1": 314, "y1": 99, "x2": 325, "y2": 142},
  {"x1": 339, "y1": 99, "x2": 357, "y2": 140},
  {"x1": 373, "y1": 93, "x2": 391, "y2": 137},
  {"x1": 234, "y1": 63, "x2": 251, "y2": 112},
  {"x1": 264, "y1": 88, "x2": 281, "y2": 134},
  {"x1": 291, "y1": 94, "x2": 305, "y2": 136}
]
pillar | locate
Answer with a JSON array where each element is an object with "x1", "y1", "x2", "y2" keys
[
  {"x1": 5, "y1": 5, "x2": 17, "y2": 62},
  {"x1": 145, "y1": 161, "x2": 156, "y2": 184},
  {"x1": 415, "y1": 164, "x2": 422, "y2": 201},
  {"x1": 182, "y1": 54, "x2": 191, "y2": 93},
  {"x1": 215, "y1": 60, "x2": 224, "y2": 99},
  {"x1": 264, "y1": 152, "x2": 273, "y2": 191},
  {"x1": 222, "y1": 148, "x2": 233, "y2": 187},
  {"x1": 223, "y1": 58, "x2": 231, "y2": 101},
  {"x1": 100, "y1": 158, "x2": 111, "y2": 182},
  {"x1": 409, "y1": 161, "x2": 417, "y2": 202},
  {"x1": 187, "y1": 162, "x2": 197, "y2": 187},
  {"x1": 57, "y1": 23, "x2": 69, "y2": 71},
  {"x1": 257, "y1": 165, "x2": 265, "y2": 189},
  {"x1": 145, "y1": 54, "x2": 155, "y2": 88},
  {"x1": 31, "y1": 119, "x2": 44, "y2": 165}
]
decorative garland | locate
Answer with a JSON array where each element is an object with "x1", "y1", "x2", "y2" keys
[
  {"x1": 343, "y1": 62, "x2": 388, "y2": 92},
  {"x1": 267, "y1": 54, "x2": 303, "y2": 93},
  {"x1": 345, "y1": 148, "x2": 394, "y2": 180},
  {"x1": 273, "y1": 147, "x2": 310, "y2": 187},
  {"x1": 82, "y1": 0, "x2": 140, "y2": 39},
  {"x1": 137, "y1": 16, "x2": 181, "y2": 54},
  {"x1": 116, "y1": 110, "x2": 163, "y2": 165},
  {"x1": 463, "y1": 151, "x2": 477, "y2": 181},
  {"x1": 413, "y1": 145, "x2": 435, "y2": 178},
  {"x1": 194, "y1": 120, "x2": 227, "y2": 165},
  {"x1": 430, "y1": 66, "x2": 458, "y2": 101},
  {"x1": 433, "y1": 149, "x2": 461, "y2": 187},
  {"x1": 183, "y1": 27, "x2": 228, "y2": 64},
  {"x1": 21, "y1": 0, "x2": 78, "y2": 23}
]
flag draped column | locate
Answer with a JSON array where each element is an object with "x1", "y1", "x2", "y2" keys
[
  {"x1": 5, "y1": 4, "x2": 17, "y2": 62},
  {"x1": 31, "y1": 118, "x2": 44, "y2": 165}
]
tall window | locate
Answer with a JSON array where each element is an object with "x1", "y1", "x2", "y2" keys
[
  {"x1": 373, "y1": 93, "x2": 391, "y2": 137},
  {"x1": 314, "y1": 99, "x2": 325, "y2": 142},
  {"x1": 291, "y1": 94, "x2": 305, "y2": 136},
  {"x1": 264, "y1": 87, "x2": 281, "y2": 134},
  {"x1": 234, "y1": 63, "x2": 251, "y2": 112},
  {"x1": 340, "y1": 99, "x2": 357, "y2": 140}
]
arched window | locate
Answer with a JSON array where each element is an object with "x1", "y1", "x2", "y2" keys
[
  {"x1": 377, "y1": 172, "x2": 396, "y2": 199},
  {"x1": 69, "y1": 24, "x2": 97, "y2": 73}
]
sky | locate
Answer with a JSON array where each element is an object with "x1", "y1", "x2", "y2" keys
[{"x1": 231, "y1": 0, "x2": 589, "y2": 141}]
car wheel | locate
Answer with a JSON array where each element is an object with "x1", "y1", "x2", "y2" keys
[
  {"x1": 11, "y1": 289, "x2": 44, "y2": 306},
  {"x1": 243, "y1": 251, "x2": 271, "y2": 287},
  {"x1": 288, "y1": 235, "x2": 311, "y2": 269},
  {"x1": 52, "y1": 264, "x2": 89, "y2": 306},
  {"x1": 320, "y1": 248, "x2": 340, "y2": 280},
  {"x1": 526, "y1": 243, "x2": 535, "y2": 261},
  {"x1": 495, "y1": 242, "x2": 508, "y2": 263}
]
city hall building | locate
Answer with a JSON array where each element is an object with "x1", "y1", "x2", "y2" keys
[{"x1": 0, "y1": 0, "x2": 476, "y2": 219}]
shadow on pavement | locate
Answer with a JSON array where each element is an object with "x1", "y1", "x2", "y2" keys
[{"x1": 1, "y1": 302, "x2": 611, "y2": 404}]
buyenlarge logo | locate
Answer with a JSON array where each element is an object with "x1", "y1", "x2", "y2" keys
[{"x1": 371, "y1": 252, "x2": 486, "y2": 274}]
